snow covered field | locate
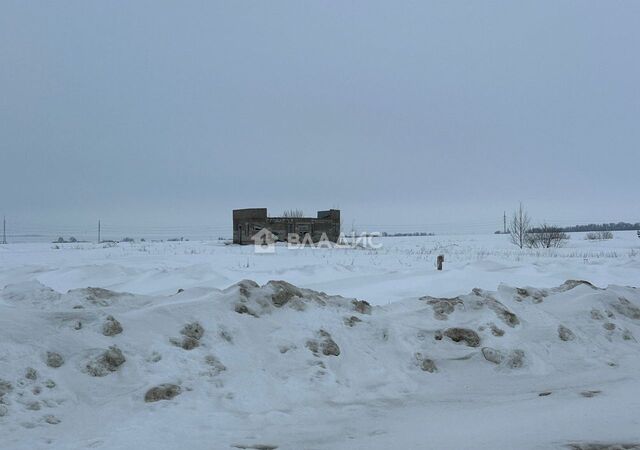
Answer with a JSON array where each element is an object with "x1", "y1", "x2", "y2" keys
[{"x1": 1, "y1": 232, "x2": 640, "y2": 450}]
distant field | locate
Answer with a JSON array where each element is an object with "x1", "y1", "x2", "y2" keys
[{"x1": 1, "y1": 231, "x2": 639, "y2": 305}]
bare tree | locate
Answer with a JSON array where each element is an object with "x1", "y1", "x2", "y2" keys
[
  {"x1": 282, "y1": 209, "x2": 305, "y2": 218},
  {"x1": 527, "y1": 223, "x2": 569, "y2": 248},
  {"x1": 509, "y1": 202, "x2": 531, "y2": 249}
]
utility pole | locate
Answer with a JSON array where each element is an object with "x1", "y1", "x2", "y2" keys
[
  {"x1": 503, "y1": 211, "x2": 507, "y2": 234},
  {"x1": 1, "y1": 216, "x2": 6, "y2": 244},
  {"x1": 98, "y1": 220, "x2": 101, "y2": 243}
]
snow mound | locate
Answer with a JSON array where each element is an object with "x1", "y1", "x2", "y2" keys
[{"x1": 1, "y1": 279, "x2": 639, "y2": 449}]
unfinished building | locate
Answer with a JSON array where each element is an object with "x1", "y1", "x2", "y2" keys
[{"x1": 233, "y1": 208, "x2": 340, "y2": 245}]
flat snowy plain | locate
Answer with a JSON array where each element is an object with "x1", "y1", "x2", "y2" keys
[{"x1": 1, "y1": 232, "x2": 639, "y2": 450}]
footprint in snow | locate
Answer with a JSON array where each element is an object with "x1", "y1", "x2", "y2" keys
[{"x1": 580, "y1": 390, "x2": 602, "y2": 398}]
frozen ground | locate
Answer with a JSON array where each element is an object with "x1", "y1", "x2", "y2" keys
[{"x1": 1, "y1": 232, "x2": 639, "y2": 449}]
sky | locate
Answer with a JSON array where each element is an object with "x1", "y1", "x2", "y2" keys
[{"x1": 1, "y1": 1, "x2": 639, "y2": 237}]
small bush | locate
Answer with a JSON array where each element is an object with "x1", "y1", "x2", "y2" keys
[
  {"x1": 527, "y1": 224, "x2": 570, "y2": 248},
  {"x1": 585, "y1": 231, "x2": 613, "y2": 240}
]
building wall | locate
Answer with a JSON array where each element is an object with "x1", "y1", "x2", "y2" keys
[
  {"x1": 232, "y1": 208, "x2": 267, "y2": 244},
  {"x1": 232, "y1": 208, "x2": 340, "y2": 245}
]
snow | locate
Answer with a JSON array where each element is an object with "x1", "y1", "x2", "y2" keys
[{"x1": 1, "y1": 232, "x2": 639, "y2": 449}]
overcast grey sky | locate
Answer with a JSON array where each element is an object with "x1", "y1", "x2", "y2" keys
[{"x1": 1, "y1": 1, "x2": 639, "y2": 235}]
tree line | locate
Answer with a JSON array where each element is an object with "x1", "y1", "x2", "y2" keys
[{"x1": 530, "y1": 222, "x2": 640, "y2": 233}]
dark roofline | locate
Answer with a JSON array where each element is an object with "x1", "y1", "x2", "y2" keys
[{"x1": 233, "y1": 208, "x2": 339, "y2": 221}]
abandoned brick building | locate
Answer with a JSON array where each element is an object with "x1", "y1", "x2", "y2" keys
[{"x1": 233, "y1": 208, "x2": 341, "y2": 245}]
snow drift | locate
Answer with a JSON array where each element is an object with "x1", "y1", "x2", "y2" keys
[{"x1": 1, "y1": 279, "x2": 640, "y2": 449}]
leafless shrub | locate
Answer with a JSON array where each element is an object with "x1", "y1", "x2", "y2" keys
[
  {"x1": 527, "y1": 224, "x2": 570, "y2": 248},
  {"x1": 282, "y1": 209, "x2": 305, "y2": 218},
  {"x1": 509, "y1": 203, "x2": 531, "y2": 249},
  {"x1": 585, "y1": 231, "x2": 613, "y2": 240}
]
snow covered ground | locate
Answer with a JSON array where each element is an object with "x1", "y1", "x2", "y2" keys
[{"x1": 1, "y1": 232, "x2": 639, "y2": 450}]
